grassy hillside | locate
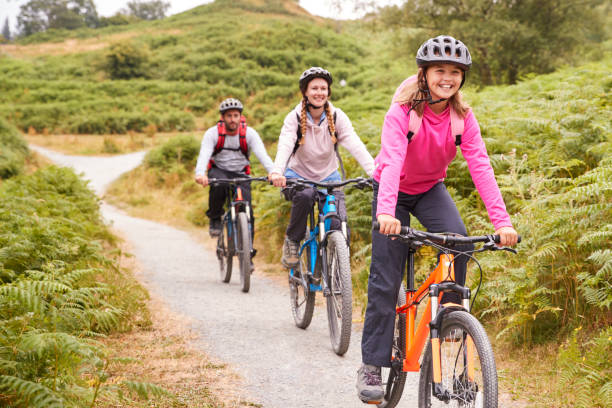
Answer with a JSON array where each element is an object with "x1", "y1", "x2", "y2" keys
[{"x1": 1, "y1": 0, "x2": 610, "y2": 406}]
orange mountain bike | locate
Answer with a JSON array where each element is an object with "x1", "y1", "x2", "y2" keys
[{"x1": 372, "y1": 222, "x2": 519, "y2": 408}]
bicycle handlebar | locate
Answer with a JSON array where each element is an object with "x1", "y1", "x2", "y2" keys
[
  {"x1": 284, "y1": 177, "x2": 373, "y2": 190},
  {"x1": 208, "y1": 176, "x2": 269, "y2": 185},
  {"x1": 372, "y1": 221, "x2": 521, "y2": 246}
]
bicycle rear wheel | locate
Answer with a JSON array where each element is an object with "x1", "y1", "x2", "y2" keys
[
  {"x1": 378, "y1": 286, "x2": 407, "y2": 408},
  {"x1": 325, "y1": 231, "x2": 352, "y2": 356},
  {"x1": 237, "y1": 212, "x2": 251, "y2": 293},
  {"x1": 290, "y1": 242, "x2": 316, "y2": 329},
  {"x1": 418, "y1": 311, "x2": 497, "y2": 408},
  {"x1": 217, "y1": 220, "x2": 232, "y2": 283}
]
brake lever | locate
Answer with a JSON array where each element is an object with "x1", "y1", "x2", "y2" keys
[{"x1": 482, "y1": 241, "x2": 517, "y2": 254}]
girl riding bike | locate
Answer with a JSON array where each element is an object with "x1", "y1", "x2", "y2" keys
[
  {"x1": 268, "y1": 67, "x2": 375, "y2": 268},
  {"x1": 356, "y1": 35, "x2": 519, "y2": 403}
]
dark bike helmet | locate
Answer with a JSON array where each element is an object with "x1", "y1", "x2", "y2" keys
[
  {"x1": 416, "y1": 35, "x2": 472, "y2": 71},
  {"x1": 219, "y1": 98, "x2": 243, "y2": 114},
  {"x1": 299, "y1": 67, "x2": 333, "y2": 95}
]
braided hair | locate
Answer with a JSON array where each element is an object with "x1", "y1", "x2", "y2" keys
[{"x1": 299, "y1": 99, "x2": 337, "y2": 145}]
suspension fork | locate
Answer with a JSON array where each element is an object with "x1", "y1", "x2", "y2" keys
[{"x1": 428, "y1": 279, "x2": 474, "y2": 401}]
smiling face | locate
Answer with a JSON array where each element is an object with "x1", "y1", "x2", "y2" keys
[
  {"x1": 304, "y1": 77, "x2": 329, "y2": 108},
  {"x1": 425, "y1": 63, "x2": 464, "y2": 101}
]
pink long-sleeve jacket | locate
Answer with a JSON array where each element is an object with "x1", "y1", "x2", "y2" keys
[{"x1": 372, "y1": 100, "x2": 513, "y2": 230}]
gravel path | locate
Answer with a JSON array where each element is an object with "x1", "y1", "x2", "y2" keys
[{"x1": 31, "y1": 145, "x2": 419, "y2": 407}]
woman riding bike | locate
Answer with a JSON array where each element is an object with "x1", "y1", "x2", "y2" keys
[
  {"x1": 268, "y1": 67, "x2": 375, "y2": 268},
  {"x1": 356, "y1": 35, "x2": 519, "y2": 403}
]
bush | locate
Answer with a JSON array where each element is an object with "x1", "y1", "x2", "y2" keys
[
  {"x1": 0, "y1": 117, "x2": 28, "y2": 179},
  {"x1": 144, "y1": 134, "x2": 200, "y2": 170},
  {"x1": 104, "y1": 40, "x2": 151, "y2": 79}
]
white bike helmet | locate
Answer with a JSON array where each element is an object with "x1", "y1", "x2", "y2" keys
[{"x1": 219, "y1": 98, "x2": 243, "y2": 114}]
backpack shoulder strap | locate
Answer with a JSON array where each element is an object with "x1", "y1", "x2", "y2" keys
[
  {"x1": 449, "y1": 107, "x2": 464, "y2": 146},
  {"x1": 406, "y1": 109, "x2": 422, "y2": 143},
  {"x1": 238, "y1": 115, "x2": 248, "y2": 158},
  {"x1": 213, "y1": 120, "x2": 226, "y2": 155}
]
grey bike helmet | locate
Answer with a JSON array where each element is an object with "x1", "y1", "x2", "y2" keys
[
  {"x1": 299, "y1": 67, "x2": 333, "y2": 94},
  {"x1": 416, "y1": 35, "x2": 472, "y2": 71},
  {"x1": 219, "y1": 98, "x2": 243, "y2": 114}
]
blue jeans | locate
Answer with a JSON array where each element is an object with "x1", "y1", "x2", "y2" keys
[{"x1": 282, "y1": 169, "x2": 346, "y2": 242}]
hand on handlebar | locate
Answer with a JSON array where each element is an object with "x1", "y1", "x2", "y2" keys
[
  {"x1": 195, "y1": 175, "x2": 209, "y2": 187},
  {"x1": 268, "y1": 172, "x2": 286, "y2": 187},
  {"x1": 376, "y1": 214, "x2": 402, "y2": 235},
  {"x1": 495, "y1": 226, "x2": 519, "y2": 247}
]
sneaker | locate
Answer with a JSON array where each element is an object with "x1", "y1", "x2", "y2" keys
[
  {"x1": 209, "y1": 218, "x2": 222, "y2": 237},
  {"x1": 281, "y1": 237, "x2": 300, "y2": 269},
  {"x1": 356, "y1": 364, "x2": 384, "y2": 403}
]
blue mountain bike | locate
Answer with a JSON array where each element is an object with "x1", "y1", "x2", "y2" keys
[{"x1": 284, "y1": 177, "x2": 372, "y2": 355}]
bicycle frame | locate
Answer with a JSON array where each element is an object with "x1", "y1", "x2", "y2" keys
[
  {"x1": 396, "y1": 250, "x2": 472, "y2": 373},
  {"x1": 222, "y1": 183, "x2": 251, "y2": 258},
  {"x1": 291, "y1": 190, "x2": 347, "y2": 294}
]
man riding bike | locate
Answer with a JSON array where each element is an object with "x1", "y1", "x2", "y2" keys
[{"x1": 195, "y1": 98, "x2": 274, "y2": 248}]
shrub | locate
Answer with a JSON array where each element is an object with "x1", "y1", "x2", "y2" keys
[
  {"x1": 144, "y1": 134, "x2": 200, "y2": 170},
  {"x1": 104, "y1": 40, "x2": 151, "y2": 79},
  {"x1": 0, "y1": 117, "x2": 28, "y2": 179}
]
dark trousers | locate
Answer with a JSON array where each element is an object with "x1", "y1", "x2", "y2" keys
[
  {"x1": 206, "y1": 167, "x2": 254, "y2": 238},
  {"x1": 361, "y1": 181, "x2": 474, "y2": 367},
  {"x1": 282, "y1": 187, "x2": 347, "y2": 242}
]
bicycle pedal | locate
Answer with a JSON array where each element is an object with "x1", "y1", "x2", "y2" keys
[{"x1": 359, "y1": 398, "x2": 383, "y2": 405}]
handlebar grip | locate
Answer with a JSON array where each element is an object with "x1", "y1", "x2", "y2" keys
[
  {"x1": 371, "y1": 221, "x2": 410, "y2": 234},
  {"x1": 492, "y1": 234, "x2": 522, "y2": 244}
]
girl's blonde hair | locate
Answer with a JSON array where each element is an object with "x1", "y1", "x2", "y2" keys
[
  {"x1": 393, "y1": 67, "x2": 470, "y2": 117},
  {"x1": 298, "y1": 99, "x2": 337, "y2": 145}
]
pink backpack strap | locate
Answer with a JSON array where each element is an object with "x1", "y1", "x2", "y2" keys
[
  {"x1": 449, "y1": 107, "x2": 465, "y2": 146},
  {"x1": 407, "y1": 109, "x2": 422, "y2": 142},
  {"x1": 392, "y1": 75, "x2": 424, "y2": 143}
]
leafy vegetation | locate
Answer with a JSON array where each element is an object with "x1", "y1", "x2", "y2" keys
[
  {"x1": 0, "y1": 117, "x2": 29, "y2": 179},
  {"x1": 376, "y1": 0, "x2": 609, "y2": 84},
  {"x1": 0, "y1": 165, "x2": 175, "y2": 407},
  {"x1": 1, "y1": 0, "x2": 610, "y2": 405}
]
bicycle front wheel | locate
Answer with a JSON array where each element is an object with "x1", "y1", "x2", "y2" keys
[
  {"x1": 217, "y1": 220, "x2": 232, "y2": 283},
  {"x1": 378, "y1": 285, "x2": 407, "y2": 408},
  {"x1": 325, "y1": 231, "x2": 352, "y2": 356},
  {"x1": 290, "y1": 242, "x2": 315, "y2": 329},
  {"x1": 418, "y1": 311, "x2": 497, "y2": 408},
  {"x1": 237, "y1": 212, "x2": 251, "y2": 293}
]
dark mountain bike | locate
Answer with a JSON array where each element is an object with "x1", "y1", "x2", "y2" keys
[
  {"x1": 371, "y1": 222, "x2": 520, "y2": 408},
  {"x1": 284, "y1": 177, "x2": 372, "y2": 356},
  {"x1": 209, "y1": 176, "x2": 267, "y2": 293}
]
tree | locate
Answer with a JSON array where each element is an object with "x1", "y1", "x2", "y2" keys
[
  {"x1": 2, "y1": 18, "x2": 11, "y2": 41},
  {"x1": 379, "y1": 0, "x2": 607, "y2": 85},
  {"x1": 123, "y1": 0, "x2": 170, "y2": 21},
  {"x1": 17, "y1": 0, "x2": 99, "y2": 36}
]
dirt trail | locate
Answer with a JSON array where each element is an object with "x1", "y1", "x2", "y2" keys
[{"x1": 31, "y1": 145, "x2": 419, "y2": 407}]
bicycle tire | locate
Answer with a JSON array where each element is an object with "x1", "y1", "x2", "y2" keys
[
  {"x1": 237, "y1": 212, "x2": 251, "y2": 293},
  {"x1": 418, "y1": 311, "x2": 498, "y2": 408},
  {"x1": 290, "y1": 242, "x2": 316, "y2": 329},
  {"x1": 325, "y1": 231, "x2": 352, "y2": 356},
  {"x1": 378, "y1": 286, "x2": 408, "y2": 408},
  {"x1": 217, "y1": 220, "x2": 232, "y2": 283}
]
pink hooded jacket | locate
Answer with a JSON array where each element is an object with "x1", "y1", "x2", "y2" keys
[{"x1": 373, "y1": 83, "x2": 512, "y2": 230}]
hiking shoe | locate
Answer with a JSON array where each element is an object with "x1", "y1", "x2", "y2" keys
[
  {"x1": 281, "y1": 237, "x2": 300, "y2": 269},
  {"x1": 209, "y1": 218, "x2": 222, "y2": 237},
  {"x1": 356, "y1": 364, "x2": 384, "y2": 403}
]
